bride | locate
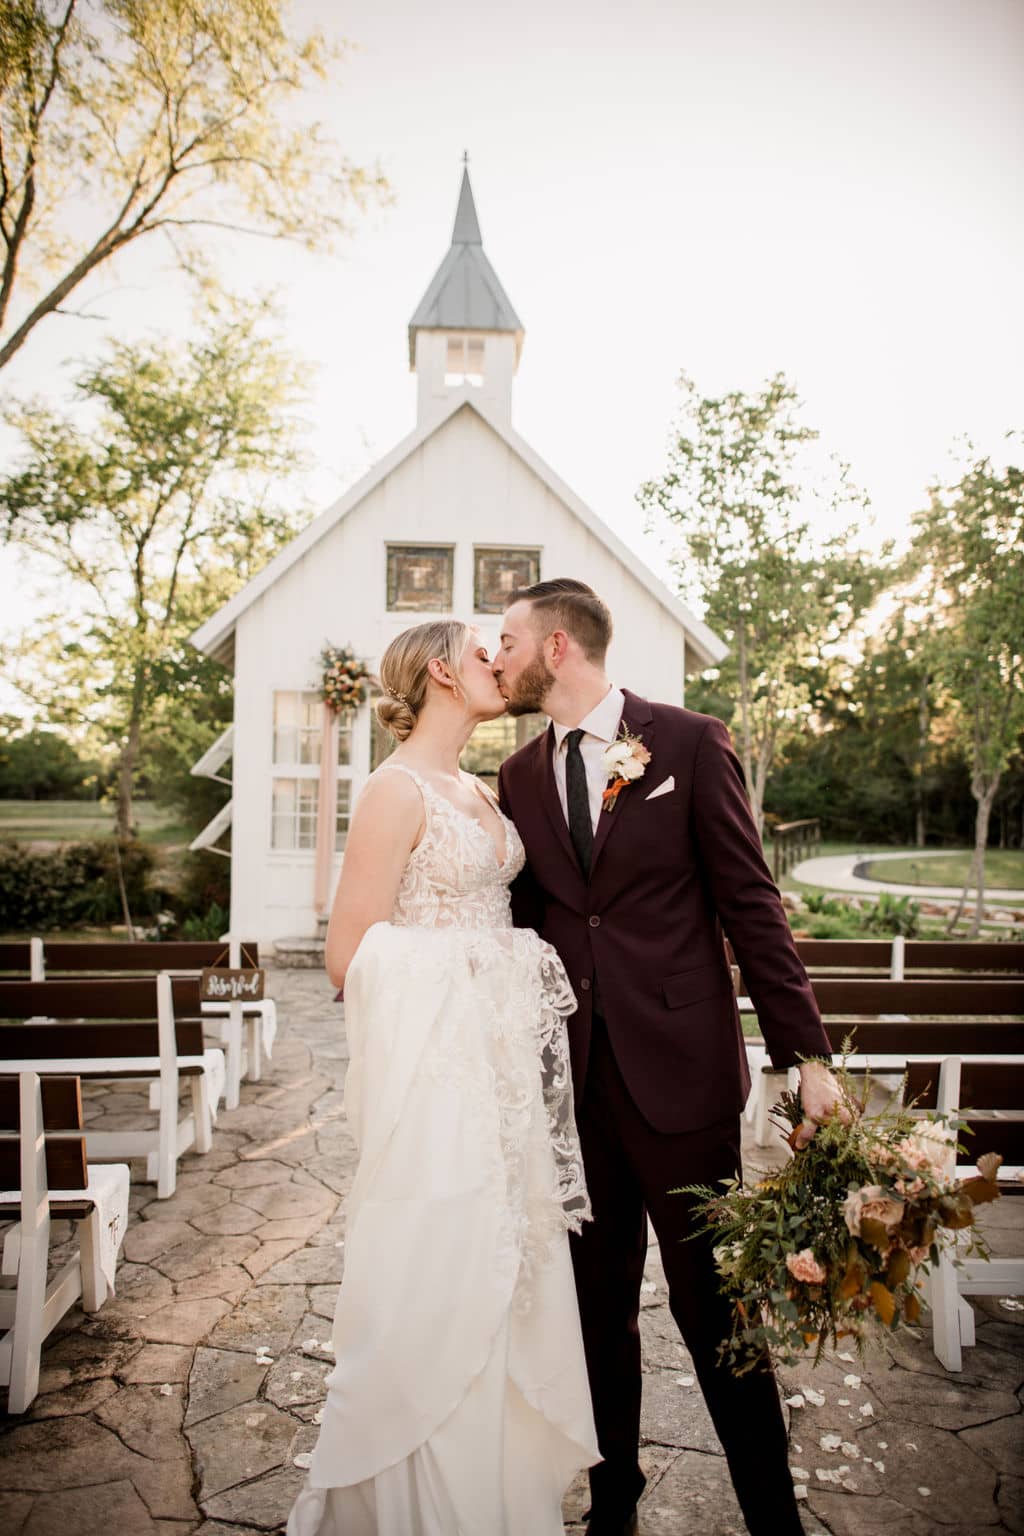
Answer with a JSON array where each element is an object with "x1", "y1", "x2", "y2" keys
[{"x1": 287, "y1": 618, "x2": 600, "y2": 1536}]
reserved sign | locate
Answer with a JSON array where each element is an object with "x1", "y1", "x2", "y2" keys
[{"x1": 200, "y1": 967, "x2": 266, "y2": 1003}]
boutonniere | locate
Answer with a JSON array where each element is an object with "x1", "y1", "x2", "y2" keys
[{"x1": 600, "y1": 729, "x2": 652, "y2": 812}]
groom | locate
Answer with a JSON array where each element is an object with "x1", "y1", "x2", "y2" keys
[{"x1": 494, "y1": 579, "x2": 837, "y2": 1536}]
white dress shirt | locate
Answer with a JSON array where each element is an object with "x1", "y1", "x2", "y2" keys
[{"x1": 551, "y1": 686, "x2": 626, "y2": 833}]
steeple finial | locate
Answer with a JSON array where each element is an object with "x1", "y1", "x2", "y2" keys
[{"x1": 452, "y1": 159, "x2": 482, "y2": 246}]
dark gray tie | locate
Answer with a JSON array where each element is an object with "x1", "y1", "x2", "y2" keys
[{"x1": 565, "y1": 728, "x2": 593, "y2": 878}]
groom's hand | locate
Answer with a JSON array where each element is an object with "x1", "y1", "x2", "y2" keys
[{"x1": 794, "y1": 1060, "x2": 847, "y2": 1149}]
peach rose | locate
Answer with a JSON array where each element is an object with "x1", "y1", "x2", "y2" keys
[
  {"x1": 785, "y1": 1248, "x2": 828, "y2": 1285},
  {"x1": 843, "y1": 1185, "x2": 905, "y2": 1237}
]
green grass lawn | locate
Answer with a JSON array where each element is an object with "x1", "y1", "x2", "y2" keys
[
  {"x1": 860, "y1": 850, "x2": 1024, "y2": 891},
  {"x1": 0, "y1": 799, "x2": 188, "y2": 847}
]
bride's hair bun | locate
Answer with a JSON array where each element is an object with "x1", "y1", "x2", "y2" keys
[
  {"x1": 375, "y1": 694, "x2": 416, "y2": 742},
  {"x1": 376, "y1": 618, "x2": 469, "y2": 743}
]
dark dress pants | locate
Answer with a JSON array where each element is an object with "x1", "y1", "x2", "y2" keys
[{"x1": 569, "y1": 1018, "x2": 803, "y2": 1536}]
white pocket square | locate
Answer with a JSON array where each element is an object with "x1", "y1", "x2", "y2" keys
[{"x1": 645, "y1": 775, "x2": 675, "y2": 801}]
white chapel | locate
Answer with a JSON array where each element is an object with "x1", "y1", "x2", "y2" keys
[{"x1": 190, "y1": 165, "x2": 726, "y2": 947}]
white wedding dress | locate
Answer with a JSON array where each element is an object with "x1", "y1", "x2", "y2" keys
[{"x1": 287, "y1": 764, "x2": 600, "y2": 1536}]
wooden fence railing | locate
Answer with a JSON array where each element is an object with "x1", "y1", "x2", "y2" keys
[{"x1": 770, "y1": 818, "x2": 821, "y2": 883}]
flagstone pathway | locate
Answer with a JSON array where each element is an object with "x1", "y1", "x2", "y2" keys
[{"x1": 1, "y1": 967, "x2": 1021, "y2": 1535}]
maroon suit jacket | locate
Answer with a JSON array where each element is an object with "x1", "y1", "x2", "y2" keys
[{"x1": 497, "y1": 690, "x2": 832, "y2": 1134}]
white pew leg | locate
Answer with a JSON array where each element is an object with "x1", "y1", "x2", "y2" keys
[
  {"x1": 78, "y1": 1212, "x2": 106, "y2": 1311},
  {"x1": 191, "y1": 1075, "x2": 213, "y2": 1154},
  {"x1": 247, "y1": 1015, "x2": 262, "y2": 1082},
  {"x1": 9, "y1": 1220, "x2": 49, "y2": 1413},
  {"x1": 154, "y1": 1073, "x2": 178, "y2": 1198},
  {"x1": 926, "y1": 1253, "x2": 963, "y2": 1371},
  {"x1": 221, "y1": 1010, "x2": 242, "y2": 1110},
  {"x1": 957, "y1": 1293, "x2": 976, "y2": 1350}
]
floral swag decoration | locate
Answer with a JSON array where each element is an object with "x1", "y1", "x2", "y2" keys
[{"x1": 318, "y1": 644, "x2": 372, "y2": 716}]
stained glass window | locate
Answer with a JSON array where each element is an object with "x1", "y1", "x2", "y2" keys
[
  {"x1": 386, "y1": 545, "x2": 454, "y2": 612},
  {"x1": 474, "y1": 548, "x2": 540, "y2": 614}
]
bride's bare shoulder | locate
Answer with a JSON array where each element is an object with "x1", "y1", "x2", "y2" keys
[{"x1": 357, "y1": 764, "x2": 424, "y2": 815}]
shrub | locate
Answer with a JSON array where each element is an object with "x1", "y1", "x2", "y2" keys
[
  {"x1": 0, "y1": 838, "x2": 157, "y2": 930},
  {"x1": 804, "y1": 892, "x2": 848, "y2": 917},
  {"x1": 859, "y1": 892, "x2": 921, "y2": 938},
  {"x1": 181, "y1": 902, "x2": 230, "y2": 942}
]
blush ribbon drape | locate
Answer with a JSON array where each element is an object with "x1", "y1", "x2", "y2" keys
[{"x1": 314, "y1": 703, "x2": 340, "y2": 916}]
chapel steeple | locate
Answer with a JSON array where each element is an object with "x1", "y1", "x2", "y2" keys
[{"x1": 409, "y1": 160, "x2": 524, "y2": 427}]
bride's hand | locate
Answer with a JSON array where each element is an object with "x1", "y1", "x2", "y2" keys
[{"x1": 793, "y1": 1060, "x2": 847, "y2": 1149}]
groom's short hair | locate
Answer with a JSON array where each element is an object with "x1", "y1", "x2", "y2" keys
[{"x1": 509, "y1": 578, "x2": 613, "y2": 663}]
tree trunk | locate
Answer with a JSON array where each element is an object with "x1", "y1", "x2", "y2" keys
[
  {"x1": 914, "y1": 673, "x2": 930, "y2": 848},
  {"x1": 116, "y1": 664, "x2": 148, "y2": 838},
  {"x1": 736, "y1": 624, "x2": 756, "y2": 808},
  {"x1": 968, "y1": 784, "x2": 998, "y2": 939}
]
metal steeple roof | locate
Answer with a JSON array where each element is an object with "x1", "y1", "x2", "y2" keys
[{"x1": 408, "y1": 164, "x2": 523, "y2": 364}]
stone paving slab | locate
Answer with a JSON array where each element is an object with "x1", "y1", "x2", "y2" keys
[{"x1": 1, "y1": 965, "x2": 1021, "y2": 1536}]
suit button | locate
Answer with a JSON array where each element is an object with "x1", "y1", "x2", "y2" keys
[
  {"x1": 579, "y1": 977, "x2": 591, "y2": 991},
  {"x1": 588, "y1": 915, "x2": 600, "y2": 928}
]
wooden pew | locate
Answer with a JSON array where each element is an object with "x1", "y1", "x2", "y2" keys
[
  {"x1": 0, "y1": 1073, "x2": 129, "y2": 1412},
  {"x1": 731, "y1": 937, "x2": 1024, "y2": 984},
  {"x1": 751, "y1": 977, "x2": 1024, "y2": 1146},
  {"x1": 0, "y1": 976, "x2": 222, "y2": 1198},
  {"x1": 35, "y1": 939, "x2": 269, "y2": 1106},
  {"x1": 902, "y1": 1058, "x2": 1024, "y2": 1371}
]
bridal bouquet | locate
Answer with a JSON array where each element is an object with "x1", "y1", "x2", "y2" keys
[{"x1": 678, "y1": 1066, "x2": 1002, "y2": 1373}]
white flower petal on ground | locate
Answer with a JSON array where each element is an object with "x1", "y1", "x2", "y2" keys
[
  {"x1": 792, "y1": 1443, "x2": 803, "y2": 1454},
  {"x1": 158, "y1": 1384, "x2": 173, "y2": 1396},
  {"x1": 918, "y1": 1487, "x2": 932, "y2": 1497},
  {"x1": 999, "y1": 1298, "x2": 1024, "y2": 1311},
  {"x1": 840, "y1": 1442, "x2": 860, "y2": 1458},
  {"x1": 784, "y1": 1393, "x2": 805, "y2": 1409},
  {"x1": 906, "y1": 1442, "x2": 918, "y2": 1452},
  {"x1": 877, "y1": 1441, "x2": 888, "y2": 1450},
  {"x1": 303, "y1": 1338, "x2": 319, "y2": 1351},
  {"x1": 290, "y1": 1371, "x2": 303, "y2": 1381},
  {"x1": 842, "y1": 1373, "x2": 861, "y2": 1389},
  {"x1": 815, "y1": 1469, "x2": 843, "y2": 1485},
  {"x1": 804, "y1": 1387, "x2": 826, "y2": 1406},
  {"x1": 675, "y1": 1375, "x2": 695, "y2": 1387},
  {"x1": 819, "y1": 1434, "x2": 843, "y2": 1453},
  {"x1": 873, "y1": 1461, "x2": 886, "y2": 1473},
  {"x1": 293, "y1": 1453, "x2": 313, "y2": 1469},
  {"x1": 793, "y1": 1486, "x2": 808, "y2": 1501},
  {"x1": 838, "y1": 1397, "x2": 850, "y2": 1406},
  {"x1": 859, "y1": 1401, "x2": 875, "y2": 1417},
  {"x1": 313, "y1": 1409, "x2": 324, "y2": 1425},
  {"x1": 640, "y1": 1280, "x2": 657, "y2": 1293},
  {"x1": 836, "y1": 1350, "x2": 856, "y2": 1363},
  {"x1": 791, "y1": 1468, "x2": 809, "y2": 1481}
]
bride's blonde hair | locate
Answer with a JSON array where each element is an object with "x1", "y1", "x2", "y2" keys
[{"x1": 376, "y1": 619, "x2": 469, "y2": 742}]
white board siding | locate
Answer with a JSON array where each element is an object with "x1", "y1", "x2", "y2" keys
[{"x1": 228, "y1": 407, "x2": 693, "y2": 943}]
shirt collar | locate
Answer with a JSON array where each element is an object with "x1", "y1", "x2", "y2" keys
[{"x1": 552, "y1": 686, "x2": 625, "y2": 752}]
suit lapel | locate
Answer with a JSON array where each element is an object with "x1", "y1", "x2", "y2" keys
[{"x1": 589, "y1": 689, "x2": 655, "y2": 877}]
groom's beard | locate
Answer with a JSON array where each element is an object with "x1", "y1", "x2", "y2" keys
[{"x1": 503, "y1": 650, "x2": 556, "y2": 716}]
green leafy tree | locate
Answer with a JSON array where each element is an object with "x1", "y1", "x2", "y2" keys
[
  {"x1": 639, "y1": 373, "x2": 881, "y2": 835},
  {"x1": 0, "y1": 0, "x2": 388, "y2": 370},
  {"x1": 0, "y1": 713, "x2": 98, "y2": 797},
  {"x1": 910, "y1": 449, "x2": 1024, "y2": 934},
  {"x1": 0, "y1": 296, "x2": 305, "y2": 835}
]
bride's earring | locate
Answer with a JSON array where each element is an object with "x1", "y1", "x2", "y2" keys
[{"x1": 452, "y1": 684, "x2": 461, "y2": 702}]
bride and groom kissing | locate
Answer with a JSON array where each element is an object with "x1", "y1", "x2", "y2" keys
[{"x1": 287, "y1": 578, "x2": 839, "y2": 1536}]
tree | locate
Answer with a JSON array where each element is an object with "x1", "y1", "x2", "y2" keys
[
  {"x1": 639, "y1": 373, "x2": 881, "y2": 835},
  {"x1": 910, "y1": 449, "x2": 1024, "y2": 934},
  {"x1": 0, "y1": 295, "x2": 305, "y2": 834},
  {"x1": 0, "y1": 0, "x2": 388, "y2": 371},
  {"x1": 0, "y1": 714, "x2": 99, "y2": 797}
]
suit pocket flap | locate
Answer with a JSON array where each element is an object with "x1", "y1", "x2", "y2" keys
[{"x1": 662, "y1": 963, "x2": 730, "y2": 1010}]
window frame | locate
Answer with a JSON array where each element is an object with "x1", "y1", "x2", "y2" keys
[
  {"x1": 386, "y1": 543, "x2": 455, "y2": 614},
  {"x1": 473, "y1": 545, "x2": 541, "y2": 615}
]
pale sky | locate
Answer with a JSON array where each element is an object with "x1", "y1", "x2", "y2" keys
[{"x1": 2, "y1": 0, "x2": 1022, "y2": 715}]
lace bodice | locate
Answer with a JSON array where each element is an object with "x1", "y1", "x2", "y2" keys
[{"x1": 377, "y1": 762, "x2": 525, "y2": 931}]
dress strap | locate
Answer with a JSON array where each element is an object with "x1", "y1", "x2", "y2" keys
[{"x1": 378, "y1": 761, "x2": 433, "y2": 802}]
